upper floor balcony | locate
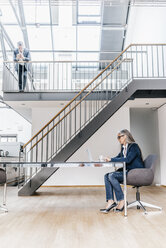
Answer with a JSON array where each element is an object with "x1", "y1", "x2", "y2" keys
[{"x1": 2, "y1": 44, "x2": 166, "y2": 103}]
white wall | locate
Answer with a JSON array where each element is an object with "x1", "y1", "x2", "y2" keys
[
  {"x1": 125, "y1": 7, "x2": 166, "y2": 46},
  {"x1": 0, "y1": 107, "x2": 31, "y2": 144},
  {"x1": 130, "y1": 108, "x2": 160, "y2": 184},
  {"x1": 32, "y1": 107, "x2": 59, "y2": 135},
  {"x1": 68, "y1": 107, "x2": 130, "y2": 162},
  {"x1": 158, "y1": 104, "x2": 166, "y2": 186},
  {"x1": 32, "y1": 106, "x2": 130, "y2": 185}
]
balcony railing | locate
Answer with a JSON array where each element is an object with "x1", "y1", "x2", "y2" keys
[
  {"x1": 3, "y1": 44, "x2": 166, "y2": 93},
  {"x1": 3, "y1": 60, "x2": 129, "y2": 92}
]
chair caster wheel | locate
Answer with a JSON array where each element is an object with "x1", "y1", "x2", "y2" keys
[{"x1": 137, "y1": 206, "x2": 140, "y2": 209}]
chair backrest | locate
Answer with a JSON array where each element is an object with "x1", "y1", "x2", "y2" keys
[
  {"x1": 144, "y1": 154, "x2": 158, "y2": 174},
  {"x1": 127, "y1": 154, "x2": 158, "y2": 187}
]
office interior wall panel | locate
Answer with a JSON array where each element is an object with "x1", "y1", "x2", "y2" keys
[{"x1": 130, "y1": 108, "x2": 161, "y2": 184}]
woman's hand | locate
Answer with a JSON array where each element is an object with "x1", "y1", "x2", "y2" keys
[{"x1": 105, "y1": 157, "x2": 111, "y2": 162}]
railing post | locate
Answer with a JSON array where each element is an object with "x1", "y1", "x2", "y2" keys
[
  {"x1": 162, "y1": 45, "x2": 165, "y2": 77},
  {"x1": 141, "y1": 45, "x2": 143, "y2": 77},
  {"x1": 69, "y1": 105, "x2": 72, "y2": 140},
  {"x1": 157, "y1": 45, "x2": 159, "y2": 77},
  {"x1": 41, "y1": 131, "x2": 44, "y2": 162},
  {"x1": 151, "y1": 46, "x2": 154, "y2": 77},
  {"x1": 30, "y1": 141, "x2": 33, "y2": 162},
  {"x1": 64, "y1": 110, "x2": 66, "y2": 145},
  {"x1": 146, "y1": 45, "x2": 149, "y2": 78},
  {"x1": 52, "y1": 120, "x2": 55, "y2": 159},
  {"x1": 46, "y1": 126, "x2": 49, "y2": 161},
  {"x1": 80, "y1": 94, "x2": 82, "y2": 131},
  {"x1": 36, "y1": 136, "x2": 38, "y2": 163}
]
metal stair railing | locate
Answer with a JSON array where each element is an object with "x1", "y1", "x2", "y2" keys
[{"x1": 23, "y1": 44, "x2": 166, "y2": 162}]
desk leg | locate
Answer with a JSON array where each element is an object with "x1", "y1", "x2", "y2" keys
[{"x1": 123, "y1": 162, "x2": 127, "y2": 217}]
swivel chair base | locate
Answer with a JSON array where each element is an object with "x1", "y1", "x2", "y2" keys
[
  {"x1": 127, "y1": 186, "x2": 162, "y2": 214},
  {"x1": 0, "y1": 204, "x2": 8, "y2": 213},
  {"x1": 127, "y1": 200, "x2": 162, "y2": 214},
  {"x1": 0, "y1": 183, "x2": 8, "y2": 213}
]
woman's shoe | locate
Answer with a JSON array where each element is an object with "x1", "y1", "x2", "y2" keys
[
  {"x1": 115, "y1": 205, "x2": 124, "y2": 212},
  {"x1": 100, "y1": 202, "x2": 117, "y2": 213}
]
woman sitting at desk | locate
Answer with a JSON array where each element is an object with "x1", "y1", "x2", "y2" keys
[{"x1": 100, "y1": 129, "x2": 144, "y2": 213}]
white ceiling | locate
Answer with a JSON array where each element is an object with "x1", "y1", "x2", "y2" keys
[
  {"x1": 5, "y1": 100, "x2": 68, "y2": 123},
  {"x1": 124, "y1": 98, "x2": 166, "y2": 109},
  {"x1": 5, "y1": 97, "x2": 166, "y2": 124}
]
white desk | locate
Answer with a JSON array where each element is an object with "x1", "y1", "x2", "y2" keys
[{"x1": 0, "y1": 161, "x2": 127, "y2": 216}]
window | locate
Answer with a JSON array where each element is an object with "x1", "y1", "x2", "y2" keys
[{"x1": 0, "y1": 135, "x2": 17, "y2": 142}]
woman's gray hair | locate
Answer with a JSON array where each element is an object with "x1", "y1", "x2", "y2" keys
[
  {"x1": 118, "y1": 129, "x2": 144, "y2": 160},
  {"x1": 118, "y1": 129, "x2": 135, "y2": 144}
]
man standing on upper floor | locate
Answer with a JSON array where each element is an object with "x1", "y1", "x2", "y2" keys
[{"x1": 13, "y1": 41, "x2": 30, "y2": 92}]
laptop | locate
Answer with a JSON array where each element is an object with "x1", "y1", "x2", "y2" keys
[
  {"x1": 86, "y1": 148, "x2": 93, "y2": 162},
  {"x1": 86, "y1": 148, "x2": 110, "y2": 167},
  {"x1": 84, "y1": 148, "x2": 94, "y2": 166}
]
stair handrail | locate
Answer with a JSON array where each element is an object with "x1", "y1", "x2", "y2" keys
[{"x1": 23, "y1": 44, "x2": 132, "y2": 150}]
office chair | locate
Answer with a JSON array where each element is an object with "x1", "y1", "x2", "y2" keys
[
  {"x1": 127, "y1": 154, "x2": 162, "y2": 214},
  {"x1": 0, "y1": 168, "x2": 8, "y2": 212}
]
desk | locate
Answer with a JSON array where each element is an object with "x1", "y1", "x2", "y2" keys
[{"x1": 0, "y1": 161, "x2": 127, "y2": 216}]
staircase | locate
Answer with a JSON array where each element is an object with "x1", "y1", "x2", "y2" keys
[
  {"x1": 22, "y1": 44, "x2": 166, "y2": 164},
  {"x1": 23, "y1": 58, "x2": 132, "y2": 163},
  {"x1": 4, "y1": 43, "x2": 166, "y2": 195}
]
